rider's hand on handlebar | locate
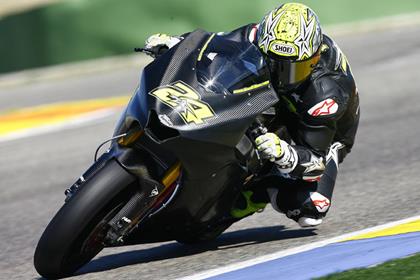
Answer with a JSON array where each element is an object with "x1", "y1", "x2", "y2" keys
[
  {"x1": 144, "y1": 34, "x2": 181, "y2": 58},
  {"x1": 255, "y1": 133, "x2": 283, "y2": 162}
]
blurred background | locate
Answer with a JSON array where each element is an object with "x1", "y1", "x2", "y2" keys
[{"x1": 2, "y1": 0, "x2": 420, "y2": 73}]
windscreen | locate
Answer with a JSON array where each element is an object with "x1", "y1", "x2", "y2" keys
[{"x1": 196, "y1": 35, "x2": 270, "y2": 95}]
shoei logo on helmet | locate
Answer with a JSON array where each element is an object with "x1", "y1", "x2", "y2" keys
[{"x1": 271, "y1": 43, "x2": 295, "y2": 56}]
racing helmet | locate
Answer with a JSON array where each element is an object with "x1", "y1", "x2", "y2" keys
[{"x1": 257, "y1": 3, "x2": 322, "y2": 91}]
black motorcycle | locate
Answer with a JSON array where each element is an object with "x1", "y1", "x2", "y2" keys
[{"x1": 34, "y1": 29, "x2": 279, "y2": 279}]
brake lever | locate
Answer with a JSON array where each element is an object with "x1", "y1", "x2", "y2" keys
[
  {"x1": 134, "y1": 47, "x2": 154, "y2": 56},
  {"x1": 247, "y1": 120, "x2": 268, "y2": 166}
]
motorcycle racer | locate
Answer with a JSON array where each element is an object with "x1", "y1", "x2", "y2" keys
[{"x1": 144, "y1": 3, "x2": 359, "y2": 228}]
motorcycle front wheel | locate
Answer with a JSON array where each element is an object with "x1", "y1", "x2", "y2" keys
[{"x1": 34, "y1": 159, "x2": 137, "y2": 279}]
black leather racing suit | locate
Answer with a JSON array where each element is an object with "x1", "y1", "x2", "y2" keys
[
  {"x1": 151, "y1": 24, "x2": 360, "y2": 222},
  {"x1": 220, "y1": 24, "x2": 360, "y2": 221}
]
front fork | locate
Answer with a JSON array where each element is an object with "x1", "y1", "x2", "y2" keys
[
  {"x1": 104, "y1": 162, "x2": 182, "y2": 245},
  {"x1": 104, "y1": 177, "x2": 165, "y2": 245},
  {"x1": 64, "y1": 141, "x2": 182, "y2": 245}
]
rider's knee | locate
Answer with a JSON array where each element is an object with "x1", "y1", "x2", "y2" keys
[{"x1": 268, "y1": 187, "x2": 331, "y2": 227}]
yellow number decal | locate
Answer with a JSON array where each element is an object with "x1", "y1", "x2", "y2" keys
[{"x1": 149, "y1": 81, "x2": 216, "y2": 125}]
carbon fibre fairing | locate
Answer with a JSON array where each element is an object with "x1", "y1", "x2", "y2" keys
[
  {"x1": 115, "y1": 29, "x2": 278, "y2": 147},
  {"x1": 112, "y1": 30, "x2": 279, "y2": 237}
]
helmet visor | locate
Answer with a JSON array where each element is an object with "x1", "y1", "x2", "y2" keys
[{"x1": 267, "y1": 53, "x2": 320, "y2": 89}]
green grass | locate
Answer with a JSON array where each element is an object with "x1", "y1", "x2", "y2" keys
[{"x1": 317, "y1": 253, "x2": 420, "y2": 280}]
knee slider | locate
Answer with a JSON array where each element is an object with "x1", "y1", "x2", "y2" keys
[{"x1": 302, "y1": 192, "x2": 331, "y2": 218}]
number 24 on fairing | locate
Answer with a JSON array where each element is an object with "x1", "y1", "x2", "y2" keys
[{"x1": 149, "y1": 81, "x2": 216, "y2": 125}]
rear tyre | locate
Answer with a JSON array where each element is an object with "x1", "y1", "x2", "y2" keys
[{"x1": 34, "y1": 159, "x2": 137, "y2": 279}]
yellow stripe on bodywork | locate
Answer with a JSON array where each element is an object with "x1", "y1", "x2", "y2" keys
[
  {"x1": 0, "y1": 96, "x2": 130, "y2": 136},
  {"x1": 343, "y1": 219, "x2": 420, "y2": 242},
  {"x1": 233, "y1": 80, "x2": 270, "y2": 94},
  {"x1": 198, "y1": 33, "x2": 216, "y2": 61}
]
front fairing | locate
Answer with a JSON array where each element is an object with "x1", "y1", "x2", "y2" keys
[{"x1": 114, "y1": 29, "x2": 279, "y2": 147}]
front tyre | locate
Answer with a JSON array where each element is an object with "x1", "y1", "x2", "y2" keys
[{"x1": 34, "y1": 159, "x2": 137, "y2": 279}]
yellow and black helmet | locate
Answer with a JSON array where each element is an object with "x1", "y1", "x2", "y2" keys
[{"x1": 257, "y1": 3, "x2": 322, "y2": 90}]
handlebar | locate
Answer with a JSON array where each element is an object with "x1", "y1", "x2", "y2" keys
[
  {"x1": 246, "y1": 120, "x2": 268, "y2": 165},
  {"x1": 247, "y1": 119, "x2": 268, "y2": 140}
]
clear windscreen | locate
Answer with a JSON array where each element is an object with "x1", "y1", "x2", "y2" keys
[{"x1": 196, "y1": 35, "x2": 270, "y2": 95}]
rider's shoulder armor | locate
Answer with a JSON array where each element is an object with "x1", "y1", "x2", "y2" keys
[
  {"x1": 284, "y1": 35, "x2": 359, "y2": 155},
  {"x1": 301, "y1": 35, "x2": 356, "y2": 123}
]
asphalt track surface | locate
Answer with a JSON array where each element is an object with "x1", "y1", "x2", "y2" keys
[{"x1": 1, "y1": 24, "x2": 420, "y2": 280}]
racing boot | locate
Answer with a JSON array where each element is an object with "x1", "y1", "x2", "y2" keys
[{"x1": 230, "y1": 190, "x2": 267, "y2": 219}]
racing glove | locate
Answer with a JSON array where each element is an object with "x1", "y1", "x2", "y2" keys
[
  {"x1": 255, "y1": 132, "x2": 298, "y2": 173},
  {"x1": 255, "y1": 133, "x2": 283, "y2": 162},
  {"x1": 144, "y1": 33, "x2": 182, "y2": 58}
]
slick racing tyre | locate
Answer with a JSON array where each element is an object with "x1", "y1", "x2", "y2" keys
[{"x1": 34, "y1": 159, "x2": 137, "y2": 279}]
